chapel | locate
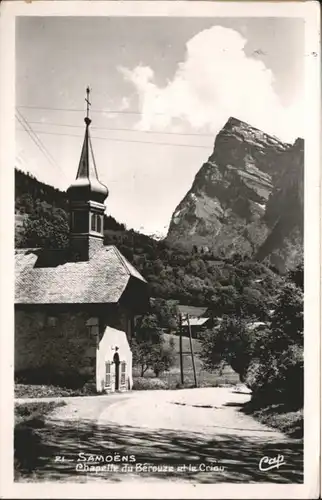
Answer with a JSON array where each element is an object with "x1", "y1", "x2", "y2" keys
[{"x1": 15, "y1": 89, "x2": 148, "y2": 392}]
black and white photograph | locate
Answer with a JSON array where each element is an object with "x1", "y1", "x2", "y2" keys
[{"x1": 0, "y1": 1, "x2": 320, "y2": 498}]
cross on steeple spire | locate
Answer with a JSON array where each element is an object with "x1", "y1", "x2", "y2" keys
[{"x1": 85, "y1": 86, "x2": 91, "y2": 125}]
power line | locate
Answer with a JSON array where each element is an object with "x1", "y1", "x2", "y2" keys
[
  {"x1": 16, "y1": 127, "x2": 212, "y2": 150},
  {"x1": 15, "y1": 113, "x2": 56, "y2": 170},
  {"x1": 17, "y1": 103, "x2": 168, "y2": 116},
  {"x1": 26, "y1": 120, "x2": 214, "y2": 139},
  {"x1": 15, "y1": 110, "x2": 68, "y2": 180},
  {"x1": 16, "y1": 110, "x2": 56, "y2": 165}
]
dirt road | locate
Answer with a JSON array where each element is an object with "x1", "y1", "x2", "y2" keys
[{"x1": 18, "y1": 387, "x2": 303, "y2": 483}]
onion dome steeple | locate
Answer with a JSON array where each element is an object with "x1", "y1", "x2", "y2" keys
[
  {"x1": 67, "y1": 87, "x2": 108, "y2": 261},
  {"x1": 67, "y1": 87, "x2": 108, "y2": 204}
]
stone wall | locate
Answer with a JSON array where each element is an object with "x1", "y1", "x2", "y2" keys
[
  {"x1": 15, "y1": 308, "x2": 98, "y2": 385},
  {"x1": 100, "y1": 305, "x2": 132, "y2": 342},
  {"x1": 15, "y1": 305, "x2": 134, "y2": 387}
]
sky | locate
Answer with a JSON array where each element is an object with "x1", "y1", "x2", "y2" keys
[{"x1": 16, "y1": 16, "x2": 304, "y2": 236}]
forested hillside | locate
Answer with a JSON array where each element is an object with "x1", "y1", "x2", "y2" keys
[
  {"x1": 15, "y1": 169, "x2": 125, "y2": 231},
  {"x1": 15, "y1": 168, "x2": 288, "y2": 320}
]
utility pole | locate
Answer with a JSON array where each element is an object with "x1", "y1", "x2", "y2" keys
[
  {"x1": 187, "y1": 314, "x2": 197, "y2": 388},
  {"x1": 179, "y1": 313, "x2": 184, "y2": 385}
]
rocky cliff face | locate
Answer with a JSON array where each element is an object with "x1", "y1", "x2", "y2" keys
[
  {"x1": 255, "y1": 137, "x2": 304, "y2": 271},
  {"x1": 166, "y1": 117, "x2": 303, "y2": 272}
]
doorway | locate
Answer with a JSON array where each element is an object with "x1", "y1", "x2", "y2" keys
[{"x1": 113, "y1": 352, "x2": 120, "y2": 391}]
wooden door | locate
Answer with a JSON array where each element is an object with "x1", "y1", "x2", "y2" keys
[
  {"x1": 120, "y1": 361, "x2": 126, "y2": 389},
  {"x1": 105, "y1": 361, "x2": 112, "y2": 390}
]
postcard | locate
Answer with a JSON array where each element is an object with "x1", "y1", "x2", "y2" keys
[{"x1": 0, "y1": 1, "x2": 320, "y2": 498}]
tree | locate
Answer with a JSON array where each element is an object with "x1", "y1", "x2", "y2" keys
[
  {"x1": 199, "y1": 316, "x2": 255, "y2": 382},
  {"x1": 150, "y1": 298, "x2": 179, "y2": 331},
  {"x1": 19, "y1": 205, "x2": 69, "y2": 250},
  {"x1": 16, "y1": 193, "x2": 34, "y2": 214},
  {"x1": 132, "y1": 314, "x2": 176, "y2": 377},
  {"x1": 152, "y1": 343, "x2": 176, "y2": 377},
  {"x1": 245, "y1": 281, "x2": 303, "y2": 406},
  {"x1": 288, "y1": 261, "x2": 304, "y2": 291},
  {"x1": 132, "y1": 314, "x2": 163, "y2": 377},
  {"x1": 265, "y1": 281, "x2": 302, "y2": 354}
]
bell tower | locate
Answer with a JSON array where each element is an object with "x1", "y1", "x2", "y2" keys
[{"x1": 67, "y1": 87, "x2": 109, "y2": 261}]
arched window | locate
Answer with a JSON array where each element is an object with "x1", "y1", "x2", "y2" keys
[{"x1": 113, "y1": 352, "x2": 120, "y2": 364}]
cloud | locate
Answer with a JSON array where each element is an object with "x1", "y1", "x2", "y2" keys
[{"x1": 119, "y1": 26, "x2": 303, "y2": 142}]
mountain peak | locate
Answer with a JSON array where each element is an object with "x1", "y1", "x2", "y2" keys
[
  {"x1": 167, "y1": 118, "x2": 303, "y2": 273},
  {"x1": 223, "y1": 116, "x2": 249, "y2": 129},
  {"x1": 220, "y1": 116, "x2": 290, "y2": 149}
]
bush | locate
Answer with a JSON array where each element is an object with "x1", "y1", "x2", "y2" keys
[
  {"x1": 80, "y1": 381, "x2": 97, "y2": 395},
  {"x1": 243, "y1": 401, "x2": 303, "y2": 438},
  {"x1": 15, "y1": 367, "x2": 92, "y2": 389},
  {"x1": 244, "y1": 281, "x2": 303, "y2": 408},
  {"x1": 15, "y1": 380, "x2": 99, "y2": 398},
  {"x1": 245, "y1": 346, "x2": 303, "y2": 409},
  {"x1": 15, "y1": 401, "x2": 66, "y2": 477},
  {"x1": 132, "y1": 377, "x2": 168, "y2": 391},
  {"x1": 199, "y1": 316, "x2": 254, "y2": 382},
  {"x1": 15, "y1": 401, "x2": 65, "y2": 423}
]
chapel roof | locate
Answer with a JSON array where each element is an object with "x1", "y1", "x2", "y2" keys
[{"x1": 15, "y1": 245, "x2": 146, "y2": 305}]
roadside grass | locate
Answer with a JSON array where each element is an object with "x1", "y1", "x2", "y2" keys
[
  {"x1": 160, "y1": 367, "x2": 239, "y2": 389},
  {"x1": 242, "y1": 400, "x2": 303, "y2": 439},
  {"x1": 133, "y1": 364, "x2": 240, "y2": 390},
  {"x1": 15, "y1": 401, "x2": 66, "y2": 424},
  {"x1": 132, "y1": 377, "x2": 168, "y2": 390},
  {"x1": 14, "y1": 401, "x2": 66, "y2": 479},
  {"x1": 15, "y1": 382, "x2": 98, "y2": 399},
  {"x1": 15, "y1": 384, "x2": 79, "y2": 399}
]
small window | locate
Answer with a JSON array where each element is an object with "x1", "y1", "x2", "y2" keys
[
  {"x1": 97, "y1": 215, "x2": 102, "y2": 233},
  {"x1": 86, "y1": 317, "x2": 99, "y2": 340},
  {"x1": 86, "y1": 317, "x2": 99, "y2": 327},
  {"x1": 47, "y1": 316, "x2": 57, "y2": 327},
  {"x1": 90, "y1": 213, "x2": 103, "y2": 234},
  {"x1": 91, "y1": 213, "x2": 96, "y2": 232}
]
